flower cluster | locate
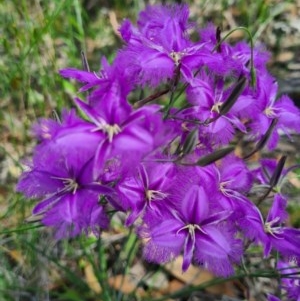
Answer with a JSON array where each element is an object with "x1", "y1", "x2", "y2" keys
[{"x1": 17, "y1": 3, "x2": 300, "y2": 291}]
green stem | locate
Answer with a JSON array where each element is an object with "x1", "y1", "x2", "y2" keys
[
  {"x1": 163, "y1": 64, "x2": 181, "y2": 119},
  {"x1": 80, "y1": 236, "x2": 113, "y2": 301},
  {"x1": 275, "y1": 251, "x2": 281, "y2": 298},
  {"x1": 0, "y1": 224, "x2": 43, "y2": 235},
  {"x1": 97, "y1": 237, "x2": 113, "y2": 301}
]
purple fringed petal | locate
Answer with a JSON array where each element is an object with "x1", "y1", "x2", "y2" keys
[
  {"x1": 131, "y1": 47, "x2": 175, "y2": 86},
  {"x1": 74, "y1": 97, "x2": 102, "y2": 125},
  {"x1": 115, "y1": 126, "x2": 153, "y2": 152},
  {"x1": 83, "y1": 183, "x2": 114, "y2": 195},
  {"x1": 267, "y1": 130, "x2": 280, "y2": 150},
  {"x1": 182, "y1": 234, "x2": 195, "y2": 272},
  {"x1": 139, "y1": 212, "x2": 186, "y2": 263},
  {"x1": 150, "y1": 219, "x2": 185, "y2": 249},
  {"x1": 181, "y1": 185, "x2": 209, "y2": 224},
  {"x1": 16, "y1": 170, "x2": 64, "y2": 198},
  {"x1": 119, "y1": 19, "x2": 133, "y2": 42},
  {"x1": 32, "y1": 193, "x2": 63, "y2": 215},
  {"x1": 186, "y1": 78, "x2": 214, "y2": 106},
  {"x1": 273, "y1": 228, "x2": 300, "y2": 259},
  {"x1": 194, "y1": 226, "x2": 242, "y2": 276},
  {"x1": 137, "y1": 4, "x2": 191, "y2": 51},
  {"x1": 31, "y1": 118, "x2": 60, "y2": 142},
  {"x1": 42, "y1": 193, "x2": 80, "y2": 238},
  {"x1": 238, "y1": 204, "x2": 265, "y2": 243},
  {"x1": 207, "y1": 118, "x2": 235, "y2": 145},
  {"x1": 201, "y1": 211, "x2": 233, "y2": 226},
  {"x1": 59, "y1": 68, "x2": 99, "y2": 83},
  {"x1": 276, "y1": 95, "x2": 300, "y2": 131},
  {"x1": 93, "y1": 139, "x2": 112, "y2": 178},
  {"x1": 42, "y1": 191, "x2": 109, "y2": 239},
  {"x1": 220, "y1": 155, "x2": 252, "y2": 193},
  {"x1": 266, "y1": 194, "x2": 288, "y2": 224},
  {"x1": 125, "y1": 201, "x2": 146, "y2": 227}
]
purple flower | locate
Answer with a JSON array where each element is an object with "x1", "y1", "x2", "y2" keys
[
  {"x1": 177, "y1": 73, "x2": 248, "y2": 145},
  {"x1": 140, "y1": 184, "x2": 242, "y2": 276},
  {"x1": 17, "y1": 143, "x2": 113, "y2": 239},
  {"x1": 60, "y1": 56, "x2": 132, "y2": 105},
  {"x1": 250, "y1": 74, "x2": 300, "y2": 149},
  {"x1": 239, "y1": 194, "x2": 300, "y2": 259},
  {"x1": 32, "y1": 109, "x2": 98, "y2": 143},
  {"x1": 117, "y1": 161, "x2": 176, "y2": 225},
  {"x1": 118, "y1": 4, "x2": 222, "y2": 86},
  {"x1": 206, "y1": 155, "x2": 253, "y2": 212},
  {"x1": 73, "y1": 97, "x2": 164, "y2": 178},
  {"x1": 199, "y1": 24, "x2": 271, "y2": 77},
  {"x1": 16, "y1": 3, "x2": 300, "y2": 274}
]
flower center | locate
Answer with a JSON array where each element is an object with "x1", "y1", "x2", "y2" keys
[
  {"x1": 177, "y1": 224, "x2": 206, "y2": 239},
  {"x1": 145, "y1": 189, "x2": 167, "y2": 201},
  {"x1": 93, "y1": 123, "x2": 122, "y2": 143},
  {"x1": 103, "y1": 124, "x2": 122, "y2": 142},
  {"x1": 52, "y1": 176, "x2": 79, "y2": 194},
  {"x1": 219, "y1": 180, "x2": 234, "y2": 197},
  {"x1": 264, "y1": 107, "x2": 276, "y2": 118},
  {"x1": 211, "y1": 101, "x2": 222, "y2": 114},
  {"x1": 170, "y1": 51, "x2": 183, "y2": 66},
  {"x1": 264, "y1": 217, "x2": 283, "y2": 238}
]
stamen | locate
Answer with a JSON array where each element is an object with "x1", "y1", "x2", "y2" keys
[
  {"x1": 93, "y1": 123, "x2": 122, "y2": 142},
  {"x1": 145, "y1": 189, "x2": 167, "y2": 201},
  {"x1": 104, "y1": 124, "x2": 122, "y2": 143},
  {"x1": 177, "y1": 224, "x2": 206, "y2": 237},
  {"x1": 219, "y1": 180, "x2": 234, "y2": 197},
  {"x1": 264, "y1": 217, "x2": 283, "y2": 239},
  {"x1": 51, "y1": 176, "x2": 79, "y2": 194},
  {"x1": 264, "y1": 107, "x2": 276, "y2": 118}
]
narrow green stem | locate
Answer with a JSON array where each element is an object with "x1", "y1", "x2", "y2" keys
[
  {"x1": 163, "y1": 64, "x2": 181, "y2": 119},
  {"x1": 275, "y1": 251, "x2": 282, "y2": 298},
  {"x1": 0, "y1": 224, "x2": 44, "y2": 235},
  {"x1": 97, "y1": 237, "x2": 112, "y2": 301}
]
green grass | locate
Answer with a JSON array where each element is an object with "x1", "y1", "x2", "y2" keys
[{"x1": 0, "y1": 0, "x2": 298, "y2": 300}]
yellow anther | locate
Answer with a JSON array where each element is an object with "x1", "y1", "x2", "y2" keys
[{"x1": 264, "y1": 217, "x2": 283, "y2": 238}]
